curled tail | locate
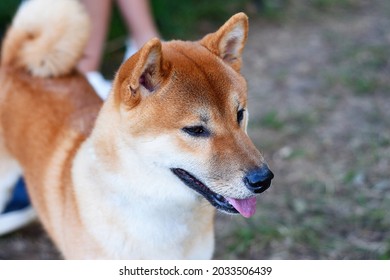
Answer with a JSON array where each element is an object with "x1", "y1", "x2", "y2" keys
[{"x1": 1, "y1": 0, "x2": 90, "y2": 77}]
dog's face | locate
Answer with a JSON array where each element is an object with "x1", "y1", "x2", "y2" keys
[{"x1": 111, "y1": 13, "x2": 273, "y2": 218}]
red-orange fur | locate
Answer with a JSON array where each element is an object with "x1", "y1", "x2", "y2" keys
[
  {"x1": 0, "y1": 68, "x2": 103, "y2": 255},
  {"x1": 0, "y1": 0, "x2": 266, "y2": 259}
]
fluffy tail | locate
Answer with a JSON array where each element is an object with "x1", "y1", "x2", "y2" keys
[{"x1": 1, "y1": 0, "x2": 90, "y2": 77}]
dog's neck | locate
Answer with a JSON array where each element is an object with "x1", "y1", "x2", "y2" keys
[{"x1": 71, "y1": 100, "x2": 215, "y2": 259}]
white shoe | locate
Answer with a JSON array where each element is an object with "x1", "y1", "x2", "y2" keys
[
  {"x1": 123, "y1": 38, "x2": 138, "y2": 62},
  {"x1": 85, "y1": 71, "x2": 112, "y2": 100},
  {"x1": 0, "y1": 178, "x2": 36, "y2": 236},
  {"x1": 0, "y1": 207, "x2": 36, "y2": 236}
]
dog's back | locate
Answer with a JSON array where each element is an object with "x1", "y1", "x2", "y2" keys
[{"x1": 0, "y1": 0, "x2": 102, "y2": 248}]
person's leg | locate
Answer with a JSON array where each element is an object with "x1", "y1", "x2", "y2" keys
[
  {"x1": 116, "y1": 0, "x2": 160, "y2": 59},
  {"x1": 78, "y1": 0, "x2": 113, "y2": 99},
  {"x1": 78, "y1": 0, "x2": 112, "y2": 73},
  {"x1": 117, "y1": 0, "x2": 160, "y2": 48}
]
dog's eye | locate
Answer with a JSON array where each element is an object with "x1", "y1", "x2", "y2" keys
[
  {"x1": 237, "y1": 109, "x2": 245, "y2": 125},
  {"x1": 182, "y1": 126, "x2": 210, "y2": 137}
]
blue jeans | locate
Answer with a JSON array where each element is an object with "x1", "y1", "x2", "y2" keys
[{"x1": 1, "y1": 178, "x2": 30, "y2": 214}]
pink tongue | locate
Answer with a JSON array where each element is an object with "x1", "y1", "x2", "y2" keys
[{"x1": 226, "y1": 197, "x2": 257, "y2": 218}]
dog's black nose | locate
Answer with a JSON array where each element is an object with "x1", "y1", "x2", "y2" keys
[{"x1": 244, "y1": 165, "x2": 274, "y2": 194}]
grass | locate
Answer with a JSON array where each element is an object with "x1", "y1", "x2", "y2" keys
[
  {"x1": 218, "y1": 149, "x2": 390, "y2": 259},
  {"x1": 224, "y1": 218, "x2": 283, "y2": 259},
  {"x1": 379, "y1": 240, "x2": 390, "y2": 260},
  {"x1": 343, "y1": 169, "x2": 359, "y2": 184},
  {"x1": 311, "y1": 0, "x2": 356, "y2": 10},
  {"x1": 259, "y1": 111, "x2": 285, "y2": 130},
  {"x1": 325, "y1": 41, "x2": 390, "y2": 95}
]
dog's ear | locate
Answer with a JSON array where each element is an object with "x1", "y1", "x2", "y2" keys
[
  {"x1": 200, "y1": 13, "x2": 248, "y2": 72},
  {"x1": 116, "y1": 38, "x2": 166, "y2": 107}
]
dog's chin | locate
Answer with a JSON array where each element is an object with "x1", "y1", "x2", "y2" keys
[{"x1": 170, "y1": 168, "x2": 239, "y2": 215}]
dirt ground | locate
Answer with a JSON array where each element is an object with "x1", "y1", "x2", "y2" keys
[{"x1": 1, "y1": 1, "x2": 389, "y2": 259}]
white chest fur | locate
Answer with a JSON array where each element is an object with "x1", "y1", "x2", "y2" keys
[{"x1": 72, "y1": 138, "x2": 215, "y2": 259}]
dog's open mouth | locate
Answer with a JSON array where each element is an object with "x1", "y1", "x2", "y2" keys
[{"x1": 171, "y1": 168, "x2": 257, "y2": 218}]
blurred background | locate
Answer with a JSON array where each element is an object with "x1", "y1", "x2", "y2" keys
[{"x1": 0, "y1": 0, "x2": 389, "y2": 259}]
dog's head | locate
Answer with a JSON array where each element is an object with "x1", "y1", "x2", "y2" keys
[{"x1": 110, "y1": 13, "x2": 273, "y2": 218}]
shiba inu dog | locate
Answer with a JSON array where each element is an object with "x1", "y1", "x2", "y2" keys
[{"x1": 0, "y1": 0, "x2": 273, "y2": 259}]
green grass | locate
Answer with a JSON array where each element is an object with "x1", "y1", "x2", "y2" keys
[
  {"x1": 311, "y1": 0, "x2": 356, "y2": 10},
  {"x1": 226, "y1": 218, "x2": 282, "y2": 258},
  {"x1": 259, "y1": 111, "x2": 285, "y2": 130},
  {"x1": 343, "y1": 169, "x2": 358, "y2": 184},
  {"x1": 285, "y1": 148, "x2": 307, "y2": 160},
  {"x1": 326, "y1": 43, "x2": 390, "y2": 95},
  {"x1": 379, "y1": 240, "x2": 390, "y2": 260}
]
